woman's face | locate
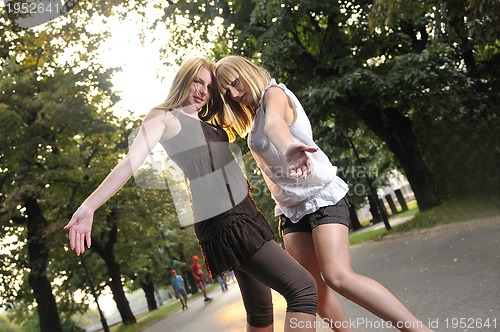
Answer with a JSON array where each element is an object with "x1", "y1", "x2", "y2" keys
[
  {"x1": 182, "y1": 67, "x2": 214, "y2": 110},
  {"x1": 225, "y1": 77, "x2": 254, "y2": 107}
]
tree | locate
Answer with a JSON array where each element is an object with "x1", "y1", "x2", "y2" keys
[
  {"x1": 369, "y1": 0, "x2": 500, "y2": 198},
  {"x1": 154, "y1": 0, "x2": 440, "y2": 210},
  {"x1": 156, "y1": 0, "x2": 500, "y2": 209},
  {"x1": 0, "y1": 52, "x2": 117, "y2": 332},
  {"x1": 0, "y1": 2, "x2": 128, "y2": 330},
  {"x1": 1, "y1": 2, "x2": 218, "y2": 329}
]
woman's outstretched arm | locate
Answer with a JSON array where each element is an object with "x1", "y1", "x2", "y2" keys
[
  {"x1": 262, "y1": 87, "x2": 317, "y2": 178},
  {"x1": 64, "y1": 108, "x2": 170, "y2": 255}
]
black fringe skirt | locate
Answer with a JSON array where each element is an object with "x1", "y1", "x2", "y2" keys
[{"x1": 194, "y1": 194, "x2": 277, "y2": 278}]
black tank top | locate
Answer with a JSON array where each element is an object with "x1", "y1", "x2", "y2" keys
[{"x1": 160, "y1": 111, "x2": 248, "y2": 223}]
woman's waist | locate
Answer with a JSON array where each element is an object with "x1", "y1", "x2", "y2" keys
[
  {"x1": 269, "y1": 174, "x2": 349, "y2": 207},
  {"x1": 193, "y1": 194, "x2": 261, "y2": 237},
  {"x1": 189, "y1": 159, "x2": 249, "y2": 219}
]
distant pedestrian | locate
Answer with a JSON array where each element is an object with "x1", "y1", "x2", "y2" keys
[
  {"x1": 228, "y1": 270, "x2": 235, "y2": 283},
  {"x1": 170, "y1": 270, "x2": 189, "y2": 310},
  {"x1": 191, "y1": 255, "x2": 213, "y2": 302},
  {"x1": 217, "y1": 273, "x2": 228, "y2": 292}
]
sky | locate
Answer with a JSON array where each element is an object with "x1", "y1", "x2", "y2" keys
[
  {"x1": 94, "y1": 14, "x2": 174, "y2": 119},
  {"x1": 94, "y1": 7, "x2": 213, "y2": 120}
]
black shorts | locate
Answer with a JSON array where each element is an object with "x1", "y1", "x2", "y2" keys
[{"x1": 279, "y1": 196, "x2": 351, "y2": 236}]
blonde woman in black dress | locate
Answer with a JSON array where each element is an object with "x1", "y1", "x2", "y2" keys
[{"x1": 64, "y1": 58, "x2": 318, "y2": 332}]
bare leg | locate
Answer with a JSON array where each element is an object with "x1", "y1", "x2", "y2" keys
[
  {"x1": 313, "y1": 224, "x2": 432, "y2": 332},
  {"x1": 284, "y1": 232, "x2": 353, "y2": 332},
  {"x1": 197, "y1": 280, "x2": 209, "y2": 298}
]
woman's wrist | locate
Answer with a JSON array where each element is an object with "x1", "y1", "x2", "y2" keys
[{"x1": 80, "y1": 200, "x2": 98, "y2": 213}]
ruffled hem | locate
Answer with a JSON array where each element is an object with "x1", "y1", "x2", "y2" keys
[
  {"x1": 276, "y1": 177, "x2": 349, "y2": 223},
  {"x1": 194, "y1": 196, "x2": 277, "y2": 278}
]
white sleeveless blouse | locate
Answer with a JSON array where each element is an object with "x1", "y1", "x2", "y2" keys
[{"x1": 248, "y1": 79, "x2": 349, "y2": 222}]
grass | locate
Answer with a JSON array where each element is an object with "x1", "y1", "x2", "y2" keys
[
  {"x1": 349, "y1": 195, "x2": 500, "y2": 245},
  {"x1": 349, "y1": 227, "x2": 389, "y2": 245}
]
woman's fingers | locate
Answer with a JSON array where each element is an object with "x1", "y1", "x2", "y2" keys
[
  {"x1": 292, "y1": 167, "x2": 303, "y2": 178},
  {"x1": 68, "y1": 228, "x2": 74, "y2": 250},
  {"x1": 285, "y1": 143, "x2": 317, "y2": 178},
  {"x1": 304, "y1": 146, "x2": 318, "y2": 153},
  {"x1": 306, "y1": 158, "x2": 314, "y2": 174},
  {"x1": 86, "y1": 232, "x2": 91, "y2": 249},
  {"x1": 75, "y1": 232, "x2": 81, "y2": 255},
  {"x1": 65, "y1": 215, "x2": 92, "y2": 255},
  {"x1": 301, "y1": 166, "x2": 309, "y2": 178},
  {"x1": 80, "y1": 233, "x2": 85, "y2": 255},
  {"x1": 76, "y1": 233, "x2": 85, "y2": 255}
]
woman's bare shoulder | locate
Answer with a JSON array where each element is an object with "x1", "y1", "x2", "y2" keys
[{"x1": 146, "y1": 107, "x2": 181, "y2": 140}]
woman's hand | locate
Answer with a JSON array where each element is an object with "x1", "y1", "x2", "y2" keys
[
  {"x1": 283, "y1": 142, "x2": 318, "y2": 178},
  {"x1": 64, "y1": 205, "x2": 94, "y2": 255}
]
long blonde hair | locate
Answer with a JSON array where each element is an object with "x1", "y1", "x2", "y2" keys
[
  {"x1": 158, "y1": 57, "x2": 222, "y2": 122},
  {"x1": 215, "y1": 55, "x2": 271, "y2": 140}
]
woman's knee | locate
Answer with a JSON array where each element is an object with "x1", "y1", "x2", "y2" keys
[
  {"x1": 322, "y1": 268, "x2": 352, "y2": 292},
  {"x1": 246, "y1": 304, "x2": 274, "y2": 328},
  {"x1": 235, "y1": 269, "x2": 274, "y2": 327},
  {"x1": 286, "y1": 269, "x2": 318, "y2": 315}
]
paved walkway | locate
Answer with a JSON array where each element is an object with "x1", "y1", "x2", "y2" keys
[{"x1": 142, "y1": 216, "x2": 500, "y2": 331}]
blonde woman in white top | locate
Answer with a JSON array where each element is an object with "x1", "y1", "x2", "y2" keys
[{"x1": 215, "y1": 55, "x2": 432, "y2": 332}]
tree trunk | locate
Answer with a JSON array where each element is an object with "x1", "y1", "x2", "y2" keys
[
  {"x1": 107, "y1": 263, "x2": 136, "y2": 325},
  {"x1": 394, "y1": 189, "x2": 409, "y2": 211},
  {"x1": 368, "y1": 194, "x2": 382, "y2": 224},
  {"x1": 140, "y1": 273, "x2": 158, "y2": 311},
  {"x1": 359, "y1": 106, "x2": 440, "y2": 210},
  {"x1": 25, "y1": 198, "x2": 62, "y2": 332},
  {"x1": 348, "y1": 201, "x2": 363, "y2": 231},
  {"x1": 91, "y1": 239, "x2": 137, "y2": 325}
]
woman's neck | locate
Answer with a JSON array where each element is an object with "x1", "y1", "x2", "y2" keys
[{"x1": 178, "y1": 106, "x2": 201, "y2": 120}]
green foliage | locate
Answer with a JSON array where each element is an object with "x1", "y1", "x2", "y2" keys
[
  {"x1": 349, "y1": 194, "x2": 500, "y2": 245},
  {"x1": 0, "y1": 0, "x2": 188, "y2": 326},
  {"x1": 153, "y1": 0, "x2": 500, "y2": 205},
  {"x1": 17, "y1": 314, "x2": 84, "y2": 332},
  {"x1": 0, "y1": 50, "x2": 120, "y2": 314},
  {"x1": 0, "y1": 314, "x2": 19, "y2": 332}
]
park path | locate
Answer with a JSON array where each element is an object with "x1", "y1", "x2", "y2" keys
[{"x1": 142, "y1": 216, "x2": 500, "y2": 332}]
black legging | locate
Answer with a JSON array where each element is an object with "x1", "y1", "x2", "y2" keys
[{"x1": 234, "y1": 240, "x2": 318, "y2": 327}]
